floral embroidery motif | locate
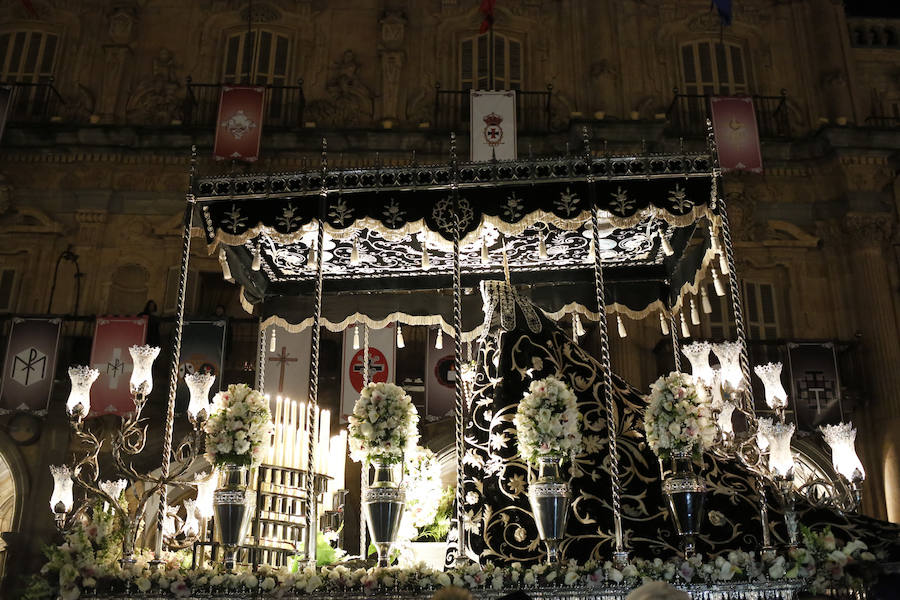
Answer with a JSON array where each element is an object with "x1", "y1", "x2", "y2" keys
[
  {"x1": 431, "y1": 196, "x2": 474, "y2": 235},
  {"x1": 275, "y1": 203, "x2": 300, "y2": 232},
  {"x1": 610, "y1": 186, "x2": 635, "y2": 214},
  {"x1": 668, "y1": 184, "x2": 692, "y2": 211},
  {"x1": 327, "y1": 197, "x2": 354, "y2": 226},
  {"x1": 223, "y1": 204, "x2": 247, "y2": 233},
  {"x1": 555, "y1": 187, "x2": 580, "y2": 216},
  {"x1": 502, "y1": 192, "x2": 524, "y2": 221},
  {"x1": 382, "y1": 198, "x2": 406, "y2": 228}
]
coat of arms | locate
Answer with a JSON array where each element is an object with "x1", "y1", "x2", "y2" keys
[
  {"x1": 483, "y1": 112, "x2": 504, "y2": 147},
  {"x1": 221, "y1": 109, "x2": 257, "y2": 140}
]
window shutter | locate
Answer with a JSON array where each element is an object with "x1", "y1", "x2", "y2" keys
[{"x1": 679, "y1": 40, "x2": 749, "y2": 96}]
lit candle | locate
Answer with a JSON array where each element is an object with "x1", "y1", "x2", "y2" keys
[
  {"x1": 295, "y1": 402, "x2": 307, "y2": 470},
  {"x1": 300, "y1": 406, "x2": 314, "y2": 471},
  {"x1": 317, "y1": 409, "x2": 331, "y2": 474}
]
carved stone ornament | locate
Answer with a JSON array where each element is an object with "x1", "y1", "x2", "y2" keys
[
  {"x1": 126, "y1": 48, "x2": 183, "y2": 124},
  {"x1": 240, "y1": 2, "x2": 281, "y2": 23},
  {"x1": 843, "y1": 212, "x2": 893, "y2": 245},
  {"x1": 380, "y1": 11, "x2": 407, "y2": 49},
  {"x1": 108, "y1": 5, "x2": 138, "y2": 45},
  {"x1": 306, "y1": 50, "x2": 375, "y2": 126}
]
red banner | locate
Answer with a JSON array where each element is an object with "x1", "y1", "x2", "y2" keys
[
  {"x1": 710, "y1": 97, "x2": 763, "y2": 173},
  {"x1": 89, "y1": 317, "x2": 148, "y2": 417},
  {"x1": 213, "y1": 86, "x2": 265, "y2": 162}
]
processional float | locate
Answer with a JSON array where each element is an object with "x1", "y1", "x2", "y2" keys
[{"x1": 46, "y1": 124, "x2": 899, "y2": 597}]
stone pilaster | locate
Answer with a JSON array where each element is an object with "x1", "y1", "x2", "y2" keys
[{"x1": 843, "y1": 212, "x2": 900, "y2": 521}]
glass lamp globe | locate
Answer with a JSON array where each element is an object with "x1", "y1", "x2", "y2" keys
[
  {"x1": 194, "y1": 471, "x2": 218, "y2": 520},
  {"x1": 185, "y1": 372, "x2": 216, "y2": 422},
  {"x1": 181, "y1": 499, "x2": 200, "y2": 538},
  {"x1": 129, "y1": 345, "x2": 160, "y2": 396},
  {"x1": 99, "y1": 478, "x2": 128, "y2": 504},
  {"x1": 66, "y1": 366, "x2": 99, "y2": 418},
  {"x1": 820, "y1": 422, "x2": 865, "y2": 482},
  {"x1": 756, "y1": 416, "x2": 773, "y2": 452},
  {"x1": 765, "y1": 421, "x2": 795, "y2": 478},
  {"x1": 49, "y1": 465, "x2": 74, "y2": 514},
  {"x1": 717, "y1": 401, "x2": 736, "y2": 438},
  {"x1": 682, "y1": 341, "x2": 715, "y2": 386},
  {"x1": 712, "y1": 341, "x2": 744, "y2": 391},
  {"x1": 754, "y1": 362, "x2": 789, "y2": 411}
]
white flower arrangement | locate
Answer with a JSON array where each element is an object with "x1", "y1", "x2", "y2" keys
[
  {"x1": 403, "y1": 446, "x2": 443, "y2": 529},
  {"x1": 513, "y1": 375, "x2": 584, "y2": 464},
  {"x1": 204, "y1": 384, "x2": 272, "y2": 467},
  {"x1": 644, "y1": 372, "x2": 716, "y2": 460},
  {"x1": 348, "y1": 382, "x2": 419, "y2": 464}
]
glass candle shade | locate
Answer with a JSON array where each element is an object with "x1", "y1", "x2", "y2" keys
[
  {"x1": 682, "y1": 342, "x2": 715, "y2": 387},
  {"x1": 754, "y1": 362, "x2": 789, "y2": 411},
  {"x1": 712, "y1": 341, "x2": 744, "y2": 391},
  {"x1": 129, "y1": 345, "x2": 160, "y2": 396},
  {"x1": 821, "y1": 422, "x2": 865, "y2": 482},
  {"x1": 765, "y1": 422, "x2": 795, "y2": 478},
  {"x1": 717, "y1": 401, "x2": 735, "y2": 438},
  {"x1": 99, "y1": 478, "x2": 127, "y2": 504},
  {"x1": 49, "y1": 465, "x2": 74, "y2": 514},
  {"x1": 194, "y1": 471, "x2": 217, "y2": 520},
  {"x1": 756, "y1": 417, "x2": 773, "y2": 452},
  {"x1": 185, "y1": 372, "x2": 216, "y2": 422},
  {"x1": 181, "y1": 499, "x2": 200, "y2": 538},
  {"x1": 66, "y1": 366, "x2": 99, "y2": 418}
]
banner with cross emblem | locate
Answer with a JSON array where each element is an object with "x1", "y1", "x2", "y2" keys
[
  {"x1": 786, "y1": 342, "x2": 845, "y2": 432},
  {"x1": 0, "y1": 317, "x2": 61, "y2": 414},
  {"x1": 262, "y1": 325, "x2": 311, "y2": 404},
  {"x1": 340, "y1": 324, "x2": 396, "y2": 421},
  {"x1": 175, "y1": 320, "x2": 227, "y2": 412},
  {"x1": 470, "y1": 90, "x2": 517, "y2": 162},
  {"x1": 89, "y1": 316, "x2": 148, "y2": 417}
]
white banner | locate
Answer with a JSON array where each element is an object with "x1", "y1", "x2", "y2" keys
[
  {"x1": 470, "y1": 90, "x2": 517, "y2": 162},
  {"x1": 263, "y1": 325, "x2": 311, "y2": 403},
  {"x1": 425, "y1": 329, "x2": 456, "y2": 418},
  {"x1": 340, "y1": 324, "x2": 397, "y2": 421}
]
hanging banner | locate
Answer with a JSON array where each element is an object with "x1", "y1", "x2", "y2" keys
[
  {"x1": 786, "y1": 342, "x2": 844, "y2": 432},
  {"x1": 710, "y1": 96, "x2": 763, "y2": 173},
  {"x1": 175, "y1": 320, "x2": 227, "y2": 412},
  {"x1": 340, "y1": 324, "x2": 396, "y2": 421},
  {"x1": 213, "y1": 85, "x2": 265, "y2": 162},
  {"x1": 425, "y1": 328, "x2": 456, "y2": 419},
  {"x1": 89, "y1": 316, "x2": 148, "y2": 417},
  {"x1": 0, "y1": 317, "x2": 61, "y2": 413},
  {"x1": 470, "y1": 90, "x2": 517, "y2": 162},
  {"x1": 263, "y1": 324, "x2": 311, "y2": 401}
]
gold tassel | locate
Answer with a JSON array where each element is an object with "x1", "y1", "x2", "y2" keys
[
  {"x1": 709, "y1": 225, "x2": 721, "y2": 253},
  {"x1": 574, "y1": 313, "x2": 586, "y2": 337},
  {"x1": 352, "y1": 324, "x2": 360, "y2": 350},
  {"x1": 307, "y1": 238, "x2": 317, "y2": 270},
  {"x1": 421, "y1": 244, "x2": 431, "y2": 270},
  {"x1": 719, "y1": 253, "x2": 729, "y2": 275},
  {"x1": 269, "y1": 327, "x2": 277, "y2": 353},
  {"x1": 219, "y1": 247, "x2": 233, "y2": 281},
  {"x1": 680, "y1": 312, "x2": 691, "y2": 338},
  {"x1": 701, "y1": 287, "x2": 713, "y2": 313},
  {"x1": 660, "y1": 312, "x2": 670, "y2": 335},
  {"x1": 690, "y1": 298, "x2": 700, "y2": 325},
  {"x1": 435, "y1": 328, "x2": 443, "y2": 350},
  {"x1": 712, "y1": 268, "x2": 725, "y2": 296},
  {"x1": 539, "y1": 234, "x2": 548, "y2": 260},
  {"x1": 251, "y1": 242, "x2": 261, "y2": 271},
  {"x1": 481, "y1": 238, "x2": 490, "y2": 265},
  {"x1": 350, "y1": 236, "x2": 360, "y2": 265},
  {"x1": 660, "y1": 232, "x2": 674, "y2": 256},
  {"x1": 617, "y1": 315, "x2": 627, "y2": 338},
  {"x1": 396, "y1": 324, "x2": 405, "y2": 349}
]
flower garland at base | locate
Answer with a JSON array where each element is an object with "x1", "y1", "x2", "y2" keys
[{"x1": 22, "y1": 527, "x2": 882, "y2": 599}]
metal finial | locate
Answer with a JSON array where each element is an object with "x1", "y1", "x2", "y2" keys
[
  {"x1": 582, "y1": 125, "x2": 591, "y2": 157},
  {"x1": 321, "y1": 137, "x2": 328, "y2": 175},
  {"x1": 450, "y1": 132, "x2": 457, "y2": 164}
]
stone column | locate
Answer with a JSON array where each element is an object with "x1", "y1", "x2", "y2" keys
[
  {"x1": 378, "y1": 12, "x2": 406, "y2": 125},
  {"x1": 843, "y1": 212, "x2": 900, "y2": 521}
]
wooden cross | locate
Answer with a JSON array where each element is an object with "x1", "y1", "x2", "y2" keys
[{"x1": 268, "y1": 346, "x2": 298, "y2": 393}]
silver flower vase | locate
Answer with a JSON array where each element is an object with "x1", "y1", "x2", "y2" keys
[
  {"x1": 528, "y1": 455, "x2": 570, "y2": 565},
  {"x1": 662, "y1": 451, "x2": 707, "y2": 559},
  {"x1": 362, "y1": 456, "x2": 406, "y2": 567},
  {"x1": 213, "y1": 463, "x2": 253, "y2": 572}
]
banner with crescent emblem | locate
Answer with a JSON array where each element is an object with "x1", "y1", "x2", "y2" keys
[
  {"x1": 88, "y1": 316, "x2": 148, "y2": 417},
  {"x1": 710, "y1": 96, "x2": 763, "y2": 173},
  {"x1": 213, "y1": 85, "x2": 265, "y2": 162},
  {"x1": 0, "y1": 317, "x2": 61, "y2": 414},
  {"x1": 340, "y1": 324, "x2": 396, "y2": 422},
  {"x1": 470, "y1": 90, "x2": 517, "y2": 162}
]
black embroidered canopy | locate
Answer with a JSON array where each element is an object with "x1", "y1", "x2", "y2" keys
[{"x1": 194, "y1": 151, "x2": 718, "y2": 330}]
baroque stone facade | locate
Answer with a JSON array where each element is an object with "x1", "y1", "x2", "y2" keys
[{"x1": 0, "y1": 0, "x2": 899, "y2": 591}]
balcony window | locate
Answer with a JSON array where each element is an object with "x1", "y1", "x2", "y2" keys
[
  {"x1": 0, "y1": 30, "x2": 57, "y2": 83},
  {"x1": 222, "y1": 29, "x2": 290, "y2": 86},
  {"x1": 460, "y1": 31, "x2": 522, "y2": 90},
  {"x1": 680, "y1": 40, "x2": 748, "y2": 95},
  {"x1": 703, "y1": 280, "x2": 780, "y2": 340}
]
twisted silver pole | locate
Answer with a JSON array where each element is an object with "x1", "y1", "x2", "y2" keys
[
  {"x1": 450, "y1": 132, "x2": 469, "y2": 565},
  {"x1": 306, "y1": 139, "x2": 327, "y2": 564},
  {"x1": 256, "y1": 319, "x2": 266, "y2": 391},
  {"x1": 154, "y1": 145, "x2": 197, "y2": 561},
  {"x1": 359, "y1": 324, "x2": 369, "y2": 557},
  {"x1": 670, "y1": 311, "x2": 682, "y2": 372},
  {"x1": 584, "y1": 129, "x2": 627, "y2": 566}
]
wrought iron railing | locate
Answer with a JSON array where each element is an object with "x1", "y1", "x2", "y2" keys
[
  {"x1": 1, "y1": 79, "x2": 65, "y2": 124},
  {"x1": 864, "y1": 116, "x2": 900, "y2": 128},
  {"x1": 182, "y1": 78, "x2": 306, "y2": 130},
  {"x1": 666, "y1": 89, "x2": 791, "y2": 139},
  {"x1": 432, "y1": 84, "x2": 554, "y2": 134}
]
